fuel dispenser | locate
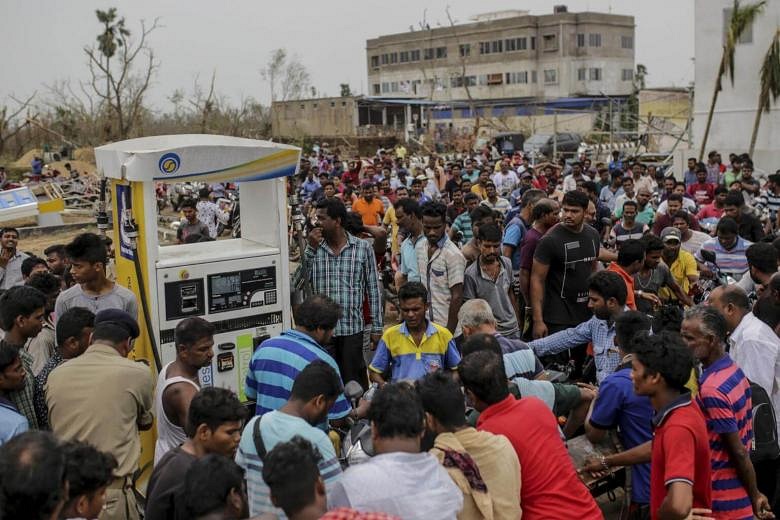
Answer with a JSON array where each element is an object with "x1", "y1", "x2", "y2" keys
[{"x1": 95, "y1": 134, "x2": 300, "y2": 474}]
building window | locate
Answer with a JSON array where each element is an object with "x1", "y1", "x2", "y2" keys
[
  {"x1": 577, "y1": 67, "x2": 586, "y2": 81},
  {"x1": 506, "y1": 71, "x2": 528, "y2": 85},
  {"x1": 459, "y1": 43, "x2": 470, "y2": 57},
  {"x1": 299, "y1": 104, "x2": 305, "y2": 110},
  {"x1": 370, "y1": 56, "x2": 379, "y2": 68},
  {"x1": 479, "y1": 40, "x2": 503, "y2": 54},
  {"x1": 342, "y1": 101, "x2": 347, "y2": 106},
  {"x1": 543, "y1": 69, "x2": 558, "y2": 84},
  {"x1": 389, "y1": 52, "x2": 398, "y2": 64},
  {"x1": 478, "y1": 75, "x2": 488, "y2": 86},
  {"x1": 723, "y1": 8, "x2": 753, "y2": 44},
  {"x1": 390, "y1": 81, "x2": 399, "y2": 92},
  {"x1": 400, "y1": 51, "x2": 410, "y2": 63},
  {"x1": 423, "y1": 48, "x2": 434, "y2": 60},
  {"x1": 312, "y1": 103, "x2": 318, "y2": 108},
  {"x1": 577, "y1": 33, "x2": 585, "y2": 48},
  {"x1": 531, "y1": 36, "x2": 536, "y2": 50},
  {"x1": 622, "y1": 69, "x2": 634, "y2": 81},
  {"x1": 492, "y1": 40, "x2": 503, "y2": 53},
  {"x1": 381, "y1": 82, "x2": 389, "y2": 93},
  {"x1": 451, "y1": 75, "x2": 476, "y2": 87},
  {"x1": 621, "y1": 35, "x2": 633, "y2": 49},
  {"x1": 381, "y1": 54, "x2": 388, "y2": 65},
  {"x1": 589, "y1": 68, "x2": 602, "y2": 81},
  {"x1": 543, "y1": 34, "x2": 557, "y2": 51},
  {"x1": 505, "y1": 37, "x2": 528, "y2": 52},
  {"x1": 436, "y1": 46, "x2": 447, "y2": 58},
  {"x1": 412, "y1": 80, "x2": 422, "y2": 94},
  {"x1": 589, "y1": 33, "x2": 602, "y2": 47},
  {"x1": 411, "y1": 49, "x2": 421, "y2": 61},
  {"x1": 531, "y1": 70, "x2": 537, "y2": 83},
  {"x1": 487, "y1": 73, "x2": 503, "y2": 85},
  {"x1": 330, "y1": 102, "x2": 335, "y2": 108}
]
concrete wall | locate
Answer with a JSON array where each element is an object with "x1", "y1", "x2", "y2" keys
[
  {"x1": 435, "y1": 112, "x2": 596, "y2": 137},
  {"x1": 693, "y1": 0, "x2": 780, "y2": 171},
  {"x1": 271, "y1": 97, "x2": 357, "y2": 139}
]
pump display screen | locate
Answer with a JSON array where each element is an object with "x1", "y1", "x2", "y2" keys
[{"x1": 207, "y1": 267, "x2": 277, "y2": 313}]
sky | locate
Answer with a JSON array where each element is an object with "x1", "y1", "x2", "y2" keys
[{"x1": 0, "y1": 0, "x2": 694, "y2": 112}]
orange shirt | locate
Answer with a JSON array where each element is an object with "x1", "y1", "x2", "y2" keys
[
  {"x1": 606, "y1": 262, "x2": 637, "y2": 310},
  {"x1": 352, "y1": 197, "x2": 384, "y2": 226}
]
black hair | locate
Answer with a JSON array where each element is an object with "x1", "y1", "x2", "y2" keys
[
  {"x1": 0, "y1": 286, "x2": 46, "y2": 331},
  {"x1": 43, "y1": 244, "x2": 66, "y2": 258},
  {"x1": 531, "y1": 199, "x2": 557, "y2": 221},
  {"x1": 175, "y1": 317, "x2": 215, "y2": 352},
  {"x1": 622, "y1": 200, "x2": 638, "y2": 211},
  {"x1": 520, "y1": 189, "x2": 545, "y2": 209},
  {"x1": 724, "y1": 191, "x2": 745, "y2": 208},
  {"x1": 289, "y1": 360, "x2": 343, "y2": 403},
  {"x1": 581, "y1": 181, "x2": 598, "y2": 195},
  {"x1": 463, "y1": 192, "x2": 480, "y2": 203},
  {"x1": 21, "y1": 256, "x2": 48, "y2": 278},
  {"x1": 614, "y1": 311, "x2": 651, "y2": 353},
  {"x1": 361, "y1": 182, "x2": 375, "y2": 190},
  {"x1": 182, "y1": 454, "x2": 246, "y2": 518},
  {"x1": 746, "y1": 242, "x2": 778, "y2": 274},
  {"x1": 185, "y1": 387, "x2": 247, "y2": 438},
  {"x1": 461, "y1": 332, "x2": 503, "y2": 358},
  {"x1": 421, "y1": 201, "x2": 447, "y2": 223},
  {"x1": 261, "y1": 436, "x2": 322, "y2": 517},
  {"x1": 343, "y1": 213, "x2": 366, "y2": 236},
  {"x1": 0, "y1": 227, "x2": 19, "y2": 238},
  {"x1": 641, "y1": 234, "x2": 664, "y2": 254},
  {"x1": 667, "y1": 193, "x2": 683, "y2": 203},
  {"x1": 632, "y1": 331, "x2": 693, "y2": 392},
  {"x1": 394, "y1": 197, "x2": 422, "y2": 218},
  {"x1": 0, "y1": 342, "x2": 20, "y2": 372},
  {"x1": 315, "y1": 197, "x2": 347, "y2": 227},
  {"x1": 25, "y1": 272, "x2": 61, "y2": 296},
  {"x1": 293, "y1": 294, "x2": 341, "y2": 331},
  {"x1": 62, "y1": 442, "x2": 116, "y2": 505},
  {"x1": 469, "y1": 204, "x2": 494, "y2": 222},
  {"x1": 617, "y1": 239, "x2": 646, "y2": 267},
  {"x1": 477, "y1": 223, "x2": 502, "y2": 242},
  {"x1": 180, "y1": 198, "x2": 197, "y2": 210},
  {"x1": 415, "y1": 371, "x2": 466, "y2": 429},
  {"x1": 671, "y1": 210, "x2": 691, "y2": 226},
  {"x1": 562, "y1": 190, "x2": 589, "y2": 209},
  {"x1": 55, "y1": 308, "x2": 95, "y2": 347},
  {"x1": 398, "y1": 281, "x2": 428, "y2": 303},
  {"x1": 367, "y1": 382, "x2": 425, "y2": 439},
  {"x1": 716, "y1": 217, "x2": 739, "y2": 235},
  {"x1": 714, "y1": 185, "x2": 728, "y2": 196},
  {"x1": 65, "y1": 233, "x2": 107, "y2": 265},
  {"x1": 0, "y1": 431, "x2": 66, "y2": 520},
  {"x1": 459, "y1": 349, "x2": 509, "y2": 406},
  {"x1": 198, "y1": 187, "x2": 211, "y2": 199},
  {"x1": 587, "y1": 271, "x2": 627, "y2": 306}
]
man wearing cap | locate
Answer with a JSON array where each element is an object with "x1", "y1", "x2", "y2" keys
[
  {"x1": 45, "y1": 309, "x2": 153, "y2": 520},
  {"x1": 659, "y1": 227, "x2": 699, "y2": 302}
]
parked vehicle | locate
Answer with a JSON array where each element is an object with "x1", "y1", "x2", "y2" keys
[
  {"x1": 523, "y1": 132, "x2": 582, "y2": 159},
  {"x1": 493, "y1": 132, "x2": 525, "y2": 155}
]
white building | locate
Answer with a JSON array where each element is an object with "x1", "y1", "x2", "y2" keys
[{"x1": 693, "y1": 0, "x2": 780, "y2": 171}]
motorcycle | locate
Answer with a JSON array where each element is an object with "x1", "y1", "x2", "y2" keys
[
  {"x1": 692, "y1": 249, "x2": 736, "y2": 304},
  {"x1": 336, "y1": 381, "x2": 378, "y2": 468}
]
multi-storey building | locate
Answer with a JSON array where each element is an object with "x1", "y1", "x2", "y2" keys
[{"x1": 366, "y1": 6, "x2": 635, "y2": 101}]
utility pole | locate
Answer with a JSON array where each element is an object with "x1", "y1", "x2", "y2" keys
[
  {"x1": 553, "y1": 110, "x2": 558, "y2": 160},
  {"x1": 608, "y1": 99, "x2": 614, "y2": 153},
  {"x1": 687, "y1": 86, "x2": 694, "y2": 147}
]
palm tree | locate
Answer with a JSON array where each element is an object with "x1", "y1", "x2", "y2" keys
[
  {"x1": 749, "y1": 28, "x2": 780, "y2": 155},
  {"x1": 698, "y1": 0, "x2": 766, "y2": 161}
]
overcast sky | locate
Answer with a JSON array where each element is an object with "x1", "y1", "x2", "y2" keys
[{"x1": 0, "y1": 0, "x2": 694, "y2": 111}]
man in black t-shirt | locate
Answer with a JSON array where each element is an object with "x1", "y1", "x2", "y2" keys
[
  {"x1": 746, "y1": 242, "x2": 780, "y2": 332},
  {"x1": 531, "y1": 190, "x2": 600, "y2": 337},
  {"x1": 145, "y1": 387, "x2": 246, "y2": 520}
]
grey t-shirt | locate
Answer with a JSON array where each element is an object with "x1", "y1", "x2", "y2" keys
[
  {"x1": 633, "y1": 264, "x2": 674, "y2": 314},
  {"x1": 463, "y1": 256, "x2": 519, "y2": 338},
  {"x1": 54, "y1": 283, "x2": 138, "y2": 322}
]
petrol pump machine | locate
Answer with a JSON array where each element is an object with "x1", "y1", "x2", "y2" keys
[{"x1": 95, "y1": 135, "x2": 300, "y2": 401}]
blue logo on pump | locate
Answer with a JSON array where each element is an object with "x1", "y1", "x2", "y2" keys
[{"x1": 158, "y1": 152, "x2": 181, "y2": 174}]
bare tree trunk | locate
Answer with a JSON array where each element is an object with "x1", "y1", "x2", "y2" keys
[
  {"x1": 749, "y1": 83, "x2": 768, "y2": 156},
  {"x1": 699, "y1": 57, "x2": 725, "y2": 161}
]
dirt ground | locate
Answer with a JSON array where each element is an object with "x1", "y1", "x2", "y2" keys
[{"x1": 21, "y1": 224, "x2": 98, "y2": 257}]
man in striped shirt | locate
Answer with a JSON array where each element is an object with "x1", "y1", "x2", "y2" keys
[
  {"x1": 696, "y1": 217, "x2": 752, "y2": 280},
  {"x1": 245, "y1": 294, "x2": 351, "y2": 421},
  {"x1": 681, "y1": 306, "x2": 773, "y2": 519},
  {"x1": 236, "y1": 361, "x2": 343, "y2": 518}
]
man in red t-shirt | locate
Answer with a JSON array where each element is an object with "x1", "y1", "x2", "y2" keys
[
  {"x1": 687, "y1": 168, "x2": 716, "y2": 206},
  {"x1": 459, "y1": 344, "x2": 602, "y2": 520},
  {"x1": 633, "y1": 331, "x2": 712, "y2": 519}
]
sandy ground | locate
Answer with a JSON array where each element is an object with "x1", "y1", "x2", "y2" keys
[{"x1": 21, "y1": 224, "x2": 98, "y2": 257}]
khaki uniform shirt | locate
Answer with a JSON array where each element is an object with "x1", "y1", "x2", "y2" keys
[{"x1": 45, "y1": 343, "x2": 154, "y2": 477}]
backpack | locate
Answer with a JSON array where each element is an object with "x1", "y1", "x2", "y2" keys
[{"x1": 749, "y1": 381, "x2": 780, "y2": 463}]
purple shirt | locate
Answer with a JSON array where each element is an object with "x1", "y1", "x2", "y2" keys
[{"x1": 519, "y1": 227, "x2": 543, "y2": 271}]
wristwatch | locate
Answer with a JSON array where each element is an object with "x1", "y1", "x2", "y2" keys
[
  {"x1": 636, "y1": 290, "x2": 643, "y2": 297},
  {"x1": 599, "y1": 454, "x2": 610, "y2": 470}
]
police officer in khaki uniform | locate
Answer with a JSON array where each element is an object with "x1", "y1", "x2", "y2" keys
[{"x1": 46, "y1": 309, "x2": 153, "y2": 520}]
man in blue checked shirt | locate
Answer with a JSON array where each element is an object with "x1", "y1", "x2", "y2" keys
[
  {"x1": 244, "y1": 294, "x2": 351, "y2": 423},
  {"x1": 528, "y1": 271, "x2": 628, "y2": 383}
]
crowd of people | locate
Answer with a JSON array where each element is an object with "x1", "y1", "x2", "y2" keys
[{"x1": 0, "y1": 143, "x2": 780, "y2": 520}]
